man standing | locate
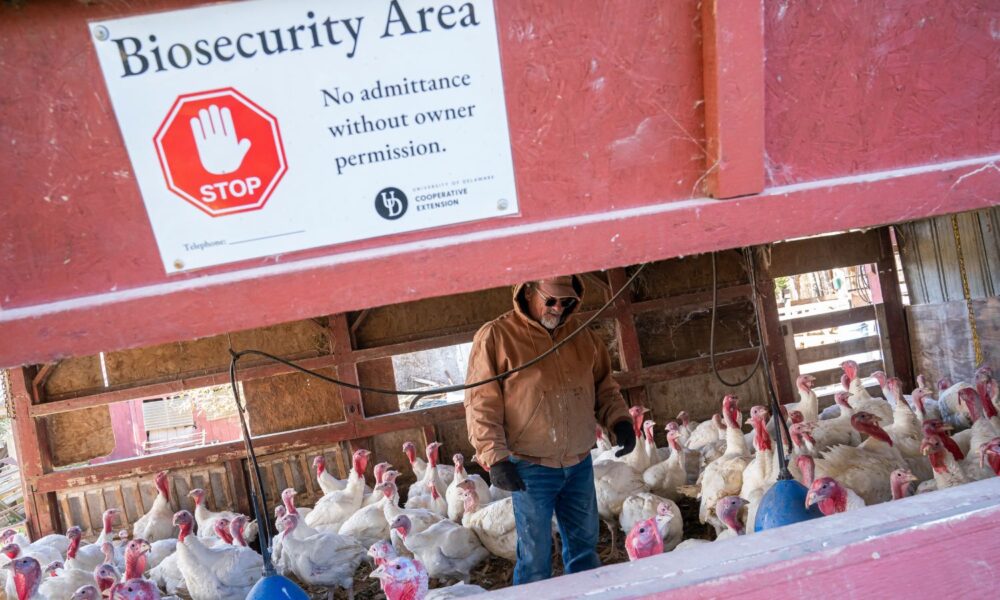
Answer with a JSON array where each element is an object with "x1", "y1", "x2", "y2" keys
[{"x1": 464, "y1": 275, "x2": 636, "y2": 584}]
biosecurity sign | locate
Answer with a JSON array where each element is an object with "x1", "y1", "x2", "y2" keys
[{"x1": 90, "y1": 0, "x2": 518, "y2": 273}]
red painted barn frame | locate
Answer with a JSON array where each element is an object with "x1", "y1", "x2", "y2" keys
[{"x1": 1, "y1": 0, "x2": 998, "y2": 595}]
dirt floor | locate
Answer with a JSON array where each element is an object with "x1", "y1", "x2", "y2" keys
[{"x1": 299, "y1": 495, "x2": 715, "y2": 599}]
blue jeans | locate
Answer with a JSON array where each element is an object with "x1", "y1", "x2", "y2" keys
[{"x1": 510, "y1": 454, "x2": 601, "y2": 584}]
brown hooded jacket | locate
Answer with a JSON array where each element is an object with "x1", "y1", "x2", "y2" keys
[{"x1": 463, "y1": 276, "x2": 631, "y2": 468}]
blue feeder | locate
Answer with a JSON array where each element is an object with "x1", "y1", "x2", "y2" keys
[
  {"x1": 247, "y1": 574, "x2": 310, "y2": 600},
  {"x1": 754, "y1": 478, "x2": 823, "y2": 532}
]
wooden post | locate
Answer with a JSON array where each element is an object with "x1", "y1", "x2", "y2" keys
[
  {"x1": 876, "y1": 227, "x2": 915, "y2": 391},
  {"x1": 9, "y1": 367, "x2": 59, "y2": 537},
  {"x1": 607, "y1": 268, "x2": 651, "y2": 411},
  {"x1": 752, "y1": 248, "x2": 796, "y2": 404}
]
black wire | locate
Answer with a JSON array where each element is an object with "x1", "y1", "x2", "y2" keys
[
  {"x1": 709, "y1": 249, "x2": 762, "y2": 387},
  {"x1": 230, "y1": 264, "x2": 647, "y2": 401},
  {"x1": 228, "y1": 355, "x2": 277, "y2": 575}
]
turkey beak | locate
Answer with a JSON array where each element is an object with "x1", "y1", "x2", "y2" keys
[
  {"x1": 370, "y1": 565, "x2": 386, "y2": 579},
  {"x1": 141, "y1": 541, "x2": 152, "y2": 555},
  {"x1": 906, "y1": 472, "x2": 919, "y2": 483},
  {"x1": 804, "y1": 490, "x2": 818, "y2": 508}
]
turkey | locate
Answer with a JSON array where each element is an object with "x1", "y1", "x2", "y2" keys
[
  {"x1": 810, "y1": 392, "x2": 862, "y2": 451},
  {"x1": 592, "y1": 455, "x2": 646, "y2": 556},
  {"x1": 643, "y1": 420, "x2": 669, "y2": 462},
  {"x1": 133, "y1": 471, "x2": 177, "y2": 543},
  {"x1": 188, "y1": 488, "x2": 257, "y2": 542},
  {"x1": 390, "y1": 514, "x2": 490, "y2": 583},
  {"x1": 378, "y1": 482, "x2": 445, "y2": 558},
  {"x1": 686, "y1": 413, "x2": 724, "y2": 452},
  {"x1": 0, "y1": 541, "x2": 62, "y2": 598},
  {"x1": 171, "y1": 511, "x2": 261, "y2": 600},
  {"x1": 841, "y1": 361, "x2": 893, "y2": 423},
  {"x1": 403, "y1": 441, "x2": 455, "y2": 487},
  {"x1": 591, "y1": 425, "x2": 615, "y2": 462},
  {"x1": 279, "y1": 513, "x2": 367, "y2": 600},
  {"x1": 368, "y1": 539, "x2": 399, "y2": 568},
  {"x1": 642, "y1": 428, "x2": 686, "y2": 500},
  {"x1": 313, "y1": 454, "x2": 348, "y2": 494},
  {"x1": 457, "y1": 480, "x2": 516, "y2": 561},
  {"x1": 890, "y1": 469, "x2": 918, "y2": 500},
  {"x1": 3, "y1": 556, "x2": 43, "y2": 600},
  {"x1": 936, "y1": 376, "x2": 975, "y2": 428},
  {"x1": 676, "y1": 411, "x2": 696, "y2": 445},
  {"x1": 665, "y1": 422, "x2": 702, "y2": 484},
  {"x1": 107, "y1": 578, "x2": 162, "y2": 600},
  {"x1": 740, "y1": 406, "x2": 778, "y2": 532},
  {"x1": 70, "y1": 585, "x2": 101, "y2": 599},
  {"x1": 618, "y1": 494, "x2": 682, "y2": 551},
  {"x1": 674, "y1": 496, "x2": 748, "y2": 551},
  {"x1": 813, "y1": 412, "x2": 909, "y2": 505},
  {"x1": 920, "y1": 419, "x2": 965, "y2": 461},
  {"x1": 624, "y1": 517, "x2": 662, "y2": 561},
  {"x1": 92, "y1": 562, "x2": 122, "y2": 598},
  {"x1": 806, "y1": 477, "x2": 866, "y2": 515},
  {"x1": 957, "y1": 388, "x2": 1000, "y2": 480},
  {"x1": 879, "y1": 378, "x2": 934, "y2": 482},
  {"x1": 920, "y1": 433, "x2": 971, "y2": 491},
  {"x1": 306, "y1": 449, "x2": 372, "y2": 531},
  {"x1": 370, "y1": 556, "x2": 488, "y2": 600},
  {"x1": 405, "y1": 443, "x2": 449, "y2": 514},
  {"x1": 979, "y1": 437, "x2": 1000, "y2": 477},
  {"x1": 338, "y1": 474, "x2": 395, "y2": 550},
  {"x1": 698, "y1": 394, "x2": 751, "y2": 535},
  {"x1": 622, "y1": 406, "x2": 655, "y2": 474},
  {"x1": 788, "y1": 374, "x2": 820, "y2": 423},
  {"x1": 278, "y1": 486, "x2": 313, "y2": 522},
  {"x1": 37, "y1": 554, "x2": 94, "y2": 600},
  {"x1": 445, "y1": 454, "x2": 490, "y2": 523}
]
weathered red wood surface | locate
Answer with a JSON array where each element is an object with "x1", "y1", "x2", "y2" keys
[
  {"x1": 483, "y1": 477, "x2": 1000, "y2": 599},
  {"x1": 701, "y1": 0, "x2": 765, "y2": 198},
  {"x1": 1, "y1": 0, "x2": 998, "y2": 367}
]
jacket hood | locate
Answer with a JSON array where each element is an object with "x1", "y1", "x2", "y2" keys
[{"x1": 512, "y1": 275, "x2": 586, "y2": 328}]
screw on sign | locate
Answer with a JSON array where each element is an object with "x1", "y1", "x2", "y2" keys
[{"x1": 154, "y1": 88, "x2": 287, "y2": 217}]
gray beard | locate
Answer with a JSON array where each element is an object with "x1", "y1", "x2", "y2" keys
[{"x1": 540, "y1": 314, "x2": 561, "y2": 330}]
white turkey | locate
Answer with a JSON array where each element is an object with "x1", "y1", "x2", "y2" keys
[
  {"x1": 698, "y1": 394, "x2": 750, "y2": 535},
  {"x1": 133, "y1": 471, "x2": 177, "y2": 543}
]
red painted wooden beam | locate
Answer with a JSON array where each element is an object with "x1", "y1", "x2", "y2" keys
[
  {"x1": 0, "y1": 156, "x2": 996, "y2": 369},
  {"x1": 701, "y1": 0, "x2": 765, "y2": 198}
]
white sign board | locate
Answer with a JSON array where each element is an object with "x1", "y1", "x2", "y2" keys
[{"x1": 90, "y1": 0, "x2": 518, "y2": 273}]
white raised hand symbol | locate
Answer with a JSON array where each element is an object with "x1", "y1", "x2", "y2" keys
[{"x1": 189, "y1": 105, "x2": 251, "y2": 175}]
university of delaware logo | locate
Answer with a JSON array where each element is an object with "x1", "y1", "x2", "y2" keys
[{"x1": 375, "y1": 187, "x2": 407, "y2": 220}]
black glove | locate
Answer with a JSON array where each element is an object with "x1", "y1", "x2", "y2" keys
[
  {"x1": 612, "y1": 420, "x2": 637, "y2": 457},
  {"x1": 489, "y1": 459, "x2": 526, "y2": 492}
]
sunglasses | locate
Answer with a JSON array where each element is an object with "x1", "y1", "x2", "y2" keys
[{"x1": 534, "y1": 288, "x2": 578, "y2": 309}]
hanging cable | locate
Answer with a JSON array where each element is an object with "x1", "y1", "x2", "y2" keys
[
  {"x1": 228, "y1": 355, "x2": 279, "y2": 574},
  {"x1": 709, "y1": 249, "x2": 762, "y2": 387},
  {"x1": 229, "y1": 264, "x2": 647, "y2": 401}
]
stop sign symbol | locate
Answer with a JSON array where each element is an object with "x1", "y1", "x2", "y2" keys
[{"x1": 154, "y1": 88, "x2": 287, "y2": 217}]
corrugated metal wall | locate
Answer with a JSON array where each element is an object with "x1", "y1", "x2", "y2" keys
[{"x1": 897, "y1": 207, "x2": 1000, "y2": 305}]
